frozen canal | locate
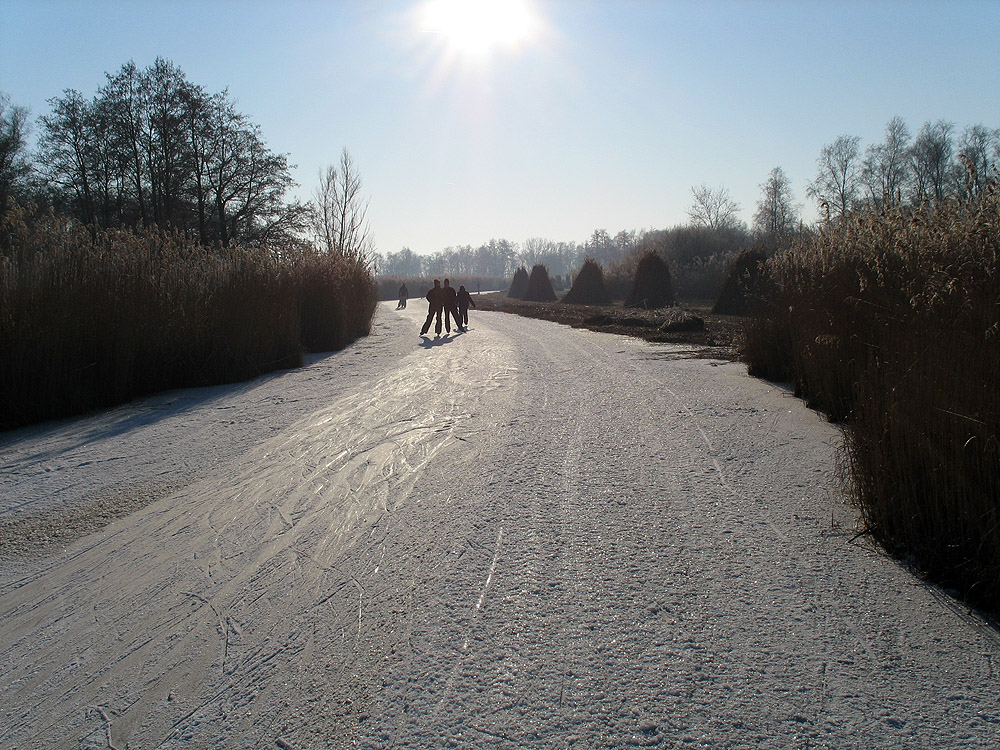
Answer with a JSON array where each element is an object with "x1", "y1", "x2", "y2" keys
[{"x1": 1, "y1": 301, "x2": 998, "y2": 748}]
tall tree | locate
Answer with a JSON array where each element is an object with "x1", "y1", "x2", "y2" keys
[
  {"x1": 99, "y1": 61, "x2": 150, "y2": 225},
  {"x1": 860, "y1": 116, "x2": 911, "y2": 210},
  {"x1": 380, "y1": 246, "x2": 423, "y2": 276},
  {"x1": 687, "y1": 184, "x2": 743, "y2": 231},
  {"x1": 584, "y1": 228, "x2": 619, "y2": 268},
  {"x1": 181, "y1": 83, "x2": 215, "y2": 243},
  {"x1": 808, "y1": 134, "x2": 862, "y2": 221},
  {"x1": 40, "y1": 58, "x2": 304, "y2": 247},
  {"x1": 614, "y1": 229, "x2": 638, "y2": 254},
  {"x1": 312, "y1": 148, "x2": 374, "y2": 265},
  {"x1": 203, "y1": 96, "x2": 304, "y2": 247},
  {"x1": 956, "y1": 124, "x2": 999, "y2": 200},
  {"x1": 0, "y1": 92, "x2": 33, "y2": 210},
  {"x1": 38, "y1": 89, "x2": 100, "y2": 223},
  {"x1": 752, "y1": 167, "x2": 798, "y2": 242},
  {"x1": 475, "y1": 239, "x2": 516, "y2": 277},
  {"x1": 139, "y1": 57, "x2": 193, "y2": 228},
  {"x1": 909, "y1": 120, "x2": 956, "y2": 203},
  {"x1": 520, "y1": 236, "x2": 552, "y2": 270}
]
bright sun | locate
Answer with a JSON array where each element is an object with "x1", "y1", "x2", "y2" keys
[{"x1": 419, "y1": 0, "x2": 541, "y2": 58}]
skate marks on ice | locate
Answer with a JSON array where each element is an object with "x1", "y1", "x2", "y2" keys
[
  {"x1": 0, "y1": 323, "x2": 518, "y2": 749},
  {"x1": 2, "y1": 305, "x2": 1000, "y2": 749},
  {"x1": 0, "y1": 304, "x2": 416, "y2": 564},
  {"x1": 357, "y1": 316, "x2": 1000, "y2": 750}
]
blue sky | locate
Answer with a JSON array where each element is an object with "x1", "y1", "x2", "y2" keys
[{"x1": 2, "y1": 0, "x2": 998, "y2": 255}]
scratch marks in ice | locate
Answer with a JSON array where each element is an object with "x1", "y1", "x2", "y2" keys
[
  {"x1": 661, "y1": 381, "x2": 790, "y2": 545},
  {"x1": 475, "y1": 525, "x2": 504, "y2": 614}
]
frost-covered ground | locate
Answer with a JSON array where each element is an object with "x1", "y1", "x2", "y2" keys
[{"x1": 1, "y1": 301, "x2": 998, "y2": 749}]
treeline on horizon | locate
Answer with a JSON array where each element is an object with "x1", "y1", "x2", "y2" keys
[
  {"x1": 0, "y1": 61, "x2": 377, "y2": 429},
  {"x1": 376, "y1": 116, "x2": 1000, "y2": 303},
  {"x1": 379, "y1": 226, "x2": 751, "y2": 303}
]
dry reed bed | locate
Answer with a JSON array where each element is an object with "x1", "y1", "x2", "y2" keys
[
  {"x1": 0, "y1": 207, "x2": 376, "y2": 429},
  {"x1": 743, "y1": 191, "x2": 1000, "y2": 613}
]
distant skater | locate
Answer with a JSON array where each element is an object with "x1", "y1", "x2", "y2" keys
[
  {"x1": 397, "y1": 283, "x2": 408, "y2": 309},
  {"x1": 420, "y1": 279, "x2": 445, "y2": 336},
  {"x1": 457, "y1": 284, "x2": 475, "y2": 328},
  {"x1": 442, "y1": 278, "x2": 465, "y2": 333}
]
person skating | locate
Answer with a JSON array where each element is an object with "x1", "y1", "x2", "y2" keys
[
  {"x1": 456, "y1": 284, "x2": 475, "y2": 328},
  {"x1": 442, "y1": 278, "x2": 465, "y2": 332},
  {"x1": 397, "y1": 283, "x2": 408, "y2": 309},
  {"x1": 419, "y1": 279, "x2": 445, "y2": 336}
]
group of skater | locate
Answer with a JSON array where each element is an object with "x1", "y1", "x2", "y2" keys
[{"x1": 403, "y1": 278, "x2": 475, "y2": 336}]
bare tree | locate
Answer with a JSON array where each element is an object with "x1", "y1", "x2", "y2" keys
[
  {"x1": 380, "y1": 246, "x2": 424, "y2": 276},
  {"x1": 312, "y1": 148, "x2": 374, "y2": 266},
  {"x1": 90, "y1": 61, "x2": 197, "y2": 231},
  {"x1": 808, "y1": 134, "x2": 862, "y2": 221},
  {"x1": 752, "y1": 167, "x2": 798, "y2": 242},
  {"x1": 477, "y1": 238, "x2": 518, "y2": 277},
  {"x1": 38, "y1": 59, "x2": 303, "y2": 247},
  {"x1": 522, "y1": 236, "x2": 584, "y2": 277},
  {"x1": 38, "y1": 89, "x2": 100, "y2": 224},
  {"x1": 583, "y1": 228, "x2": 620, "y2": 269},
  {"x1": 614, "y1": 229, "x2": 638, "y2": 254},
  {"x1": 99, "y1": 60, "x2": 154, "y2": 227},
  {"x1": 687, "y1": 184, "x2": 743, "y2": 231},
  {"x1": 520, "y1": 236, "x2": 551, "y2": 269},
  {"x1": 956, "y1": 124, "x2": 999, "y2": 200},
  {"x1": 0, "y1": 92, "x2": 33, "y2": 210},
  {"x1": 909, "y1": 120, "x2": 955, "y2": 203},
  {"x1": 202, "y1": 96, "x2": 297, "y2": 248},
  {"x1": 861, "y1": 116, "x2": 911, "y2": 210}
]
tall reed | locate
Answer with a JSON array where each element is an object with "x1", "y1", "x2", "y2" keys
[
  {"x1": 742, "y1": 190, "x2": 1000, "y2": 611},
  {"x1": 0, "y1": 205, "x2": 377, "y2": 429}
]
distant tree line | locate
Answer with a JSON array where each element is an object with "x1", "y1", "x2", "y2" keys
[
  {"x1": 373, "y1": 117, "x2": 997, "y2": 284},
  {"x1": 376, "y1": 225, "x2": 752, "y2": 283},
  {"x1": 373, "y1": 167, "x2": 797, "y2": 283}
]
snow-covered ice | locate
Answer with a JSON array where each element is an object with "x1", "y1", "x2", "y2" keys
[{"x1": 1, "y1": 301, "x2": 998, "y2": 749}]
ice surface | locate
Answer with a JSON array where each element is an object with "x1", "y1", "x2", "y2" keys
[{"x1": 1, "y1": 301, "x2": 998, "y2": 749}]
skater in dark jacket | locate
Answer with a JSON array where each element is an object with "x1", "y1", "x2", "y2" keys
[
  {"x1": 397, "y1": 283, "x2": 408, "y2": 309},
  {"x1": 456, "y1": 285, "x2": 475, "y2": 328},
  {"x1": 442, "y1": 278, "x2": 465, "y2": 332},
  {"x1": 420, "y1": 280, "x2": 445, "y2": 335}
]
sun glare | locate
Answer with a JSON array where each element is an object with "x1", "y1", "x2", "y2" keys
[{"x1": 419, "y1": 0, "x2": 541, "y2": 58}]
